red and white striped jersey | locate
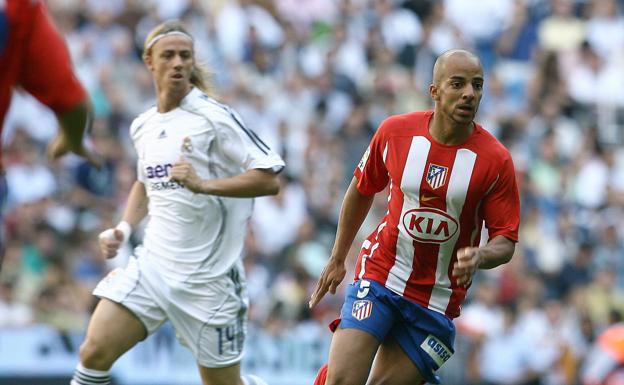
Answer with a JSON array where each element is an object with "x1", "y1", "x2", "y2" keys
[{"x1": 353, "y1": 111, "x2": 520, "y2": 319}]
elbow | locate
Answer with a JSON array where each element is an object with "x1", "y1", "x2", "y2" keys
[
  {"x1": 265, "y1": 177, "x2": 280, "y2": 196},
  {"x1": 501, "y1": 245, "x2": 516, "y2": 265}
]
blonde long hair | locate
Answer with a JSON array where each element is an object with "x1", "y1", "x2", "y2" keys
[{"x1": 142, "y1": 20, "x2": 213, "y2": 95}]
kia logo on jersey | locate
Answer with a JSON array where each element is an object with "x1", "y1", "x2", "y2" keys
[{"x1": 402, "y1": 208, "x2": 458, "y2": 243}]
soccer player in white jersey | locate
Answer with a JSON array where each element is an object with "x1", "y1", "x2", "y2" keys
[
  {"x1": 69, "y1": 21, "x2": 284, "y2": 385},
  {"x1": 309, "y1": 50, "x2": 520, "y2": 385}
]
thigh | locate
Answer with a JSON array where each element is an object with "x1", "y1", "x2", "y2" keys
[
  {"x1": 324, "y1": 280, "x2": 397, "y2": 385},
  {"x1": 327, "y1": 328, "x2": 380, "y2": 385},
  {"x1": 83, "y1": 298, "x2": 147, "y2": 361},
  {"x1": 93, "y1": 257, "x2": 168, "y2": 335},
  {"x1": 367, "y1": 335, "x2": 425, "y2": 385},
  {"x1": 197, "y1": 362, "x2": 242, "y2": 385}
]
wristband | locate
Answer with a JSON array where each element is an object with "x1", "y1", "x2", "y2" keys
[{"x1": 115, "y1": 221, "x2": 132, "y2": 242}]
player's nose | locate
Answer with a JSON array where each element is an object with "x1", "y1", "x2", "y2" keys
[{"x1": 462, "y1": 84, "x2": 475, "y2": 99}]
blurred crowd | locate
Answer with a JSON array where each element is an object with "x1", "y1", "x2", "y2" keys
[{"x1": 2, "y1": 0, "x2": 624, "y2": 384}]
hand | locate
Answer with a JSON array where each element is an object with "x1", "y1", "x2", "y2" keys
[
  {"x1": 46, "y1": 132, "x2": 103, "y2": 169},
  {"x1": 98, "y1": 228, "x2": 125, "y2": 259},
  {"x1": 452, "y1": 247, "x2": 481, "y2": 288},
  {"x1": 170, "y1": 156, "x2": 203, "y2": 193},
  {"x1": 309, "y1": 257, "x2": 347, "y2": 308}
]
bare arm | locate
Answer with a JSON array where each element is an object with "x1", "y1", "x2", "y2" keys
[
  {"x1": 120, "y1": 181, "x2": 149, "y2": 227},
  {"x1": 99, "y1": 181, "x2": 148, "y2": 259},
  {"x1": 309, "y1": 177, "x2": 375, "y2": 307},
  {"x1": 47, "y1": 99, "x2": 101, "y2": 167},
  {"x1": 170, "y1": 158, "x2": 280, "y2": 197},
  {"x1": 452, "y1": 235, "x2": 516, "y2": 287}
]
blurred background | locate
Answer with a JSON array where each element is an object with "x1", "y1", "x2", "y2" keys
[{"x1": 2, "y1": 0, "x2": 624, "y2": 384}]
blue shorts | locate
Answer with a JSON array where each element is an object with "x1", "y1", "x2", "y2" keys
[{"x1": 338, "y1": 279, "x2": 455, "y2": 384}]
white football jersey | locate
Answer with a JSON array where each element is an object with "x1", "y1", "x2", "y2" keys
[{"x1": 129, "y1": 88, "x2": 284, "y2": 284}]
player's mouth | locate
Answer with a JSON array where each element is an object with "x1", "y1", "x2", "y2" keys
[
  {"x1": 171, "y1": 73, "x2": 184, "y2": 80},
  {"x1": 456, "y1": 104, "x2": 473, "y2": 114}
]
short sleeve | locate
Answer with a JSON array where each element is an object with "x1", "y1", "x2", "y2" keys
[
  {"x1": 215, "y1": 109, "x2": 285, "y2": 173},
  {"x1": 354, "y1": 121, "x2": 390, "y2": 195},
  {"x1": 18, "y1": 1, "x2": 86, "y2": 113},
  {"x1": 482, "y1": 155, "x2": 520, "y2": 242}
]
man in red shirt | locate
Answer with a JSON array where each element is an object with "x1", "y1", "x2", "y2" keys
[
  {"x1": 0, "y1": 0, "x2": 97, "y2": 264},
  {"x1": 309, "y1": 49, "x2": 520, "y2": 385}
]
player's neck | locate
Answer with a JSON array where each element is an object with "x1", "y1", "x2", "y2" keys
[
  {"x1": 156, "y1": 86, "x2": 192, "y2": 113},
  {"x1": 429, "y1": 112, "x2": 474, "y2": 146}
]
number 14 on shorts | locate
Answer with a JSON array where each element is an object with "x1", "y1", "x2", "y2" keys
[{"x1": 216, "y1": 323, "x2": 244, "y2": 355}]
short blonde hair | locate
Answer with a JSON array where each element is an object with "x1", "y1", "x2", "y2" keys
[{"x1": 143, "y1": 20, "x2": 213, "y2": 95}]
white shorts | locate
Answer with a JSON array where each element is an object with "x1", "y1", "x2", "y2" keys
[{"x1": 93, "y1": 250, "x2": 249, "y2": 368}]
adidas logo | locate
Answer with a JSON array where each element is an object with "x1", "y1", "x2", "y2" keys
[{"x1": 158, "y1": 130, "x2": 167, "y2": 139}]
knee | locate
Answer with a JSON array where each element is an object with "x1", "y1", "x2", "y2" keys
[{"x1": 78, "y1": 337, "x2": 115, "y2": 370}]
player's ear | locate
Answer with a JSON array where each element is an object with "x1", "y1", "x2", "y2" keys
[
  {"x1": 429, "y1": 84, "x2": 439, "y2": 101},
  {"x1": 144, "y1": 54, "x2": 154, "y2": 71}
]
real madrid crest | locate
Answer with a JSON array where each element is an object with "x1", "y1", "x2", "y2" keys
[{"x1": 181, "y1": 137, "x2": 193, "y2": 154}]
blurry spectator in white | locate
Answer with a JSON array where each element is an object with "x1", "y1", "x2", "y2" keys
[
  {"x1": 5, "y1": 135, "x2": 57, "y2": 208},
  {"x1": 538, "y1": 0, "x2": 586, "y2": 53},
  {"x1": 373, "y1": 0, "x2": 423, "y2": 68},
  {"x1": 151, "y1": 0, "x2": 190, "y2": 20},
  {"x1": 329, "y1": 23, "x2": 368, "y2": 86},
  {"x1": 525, "y1": 298, "x2": 588, "y2": 384},
  {"x1": 565, "y1": 42, "x2": 623, "y2": 109},
  {"x1": 571, "y1": 133, "x2": 610, "y2": 210},
  {"x1": 0, "y1": 281, "x2": 33, "y2": 328},
  {"x1": 422, "y1": 1, "x2": 467, "y2": 57},
  {"x1": 476, "y1": 303, "x2": 537, "y2": 385},
  {"x1": 250, "y1": 177, "x2": 307, "y2": 258},
  {"x1": 80, "y1": 8, "x2": 130, "y2": 67},
  {"x1": 85, "y1": 0, "x2": 125, "y2": 19},
  {"x1": 216, "y1": 0, "x2": 284, "y2": 63},
  {"x1": 585, "y1": 0, "x2": 624, "y2": 63},
  {"x1": 266, "y1": 73, "x2": 315, "y2": 178},
  {"x1": 444, "y1": 0, "x2": 513, "y2": 69},
  {"x1": 524, "y1": 96, "x2": 583, "y2": 163},
  {"x1": 456, "y1": 279, "x2": 505, "y2": 339}
]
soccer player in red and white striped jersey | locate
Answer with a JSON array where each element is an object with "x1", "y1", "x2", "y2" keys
[{"x1": 310, "y1": 49, "x2": 520, "y2": 385}]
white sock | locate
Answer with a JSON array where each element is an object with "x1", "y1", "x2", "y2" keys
[
  {"x1": 242, "y1": 374, "x2": 268, "y2": 385},
  {"x1": 70, "y1": 363, "x2": 111, "y2": 385}
]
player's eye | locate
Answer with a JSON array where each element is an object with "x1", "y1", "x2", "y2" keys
[
  {"x1": 474, "y1": 83, "x2": 483, "y2": 91},
  {"x1": 451, "y1": 82, "x2": 462, "y2": 88}
]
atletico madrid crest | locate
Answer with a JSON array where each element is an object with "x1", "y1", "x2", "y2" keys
[
  {"x1": 352, "y1": 300, "x2": 373, "y2": 321},
  {"x1": 426, "y1": 164, "x2": 448, "y2": 190}
]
